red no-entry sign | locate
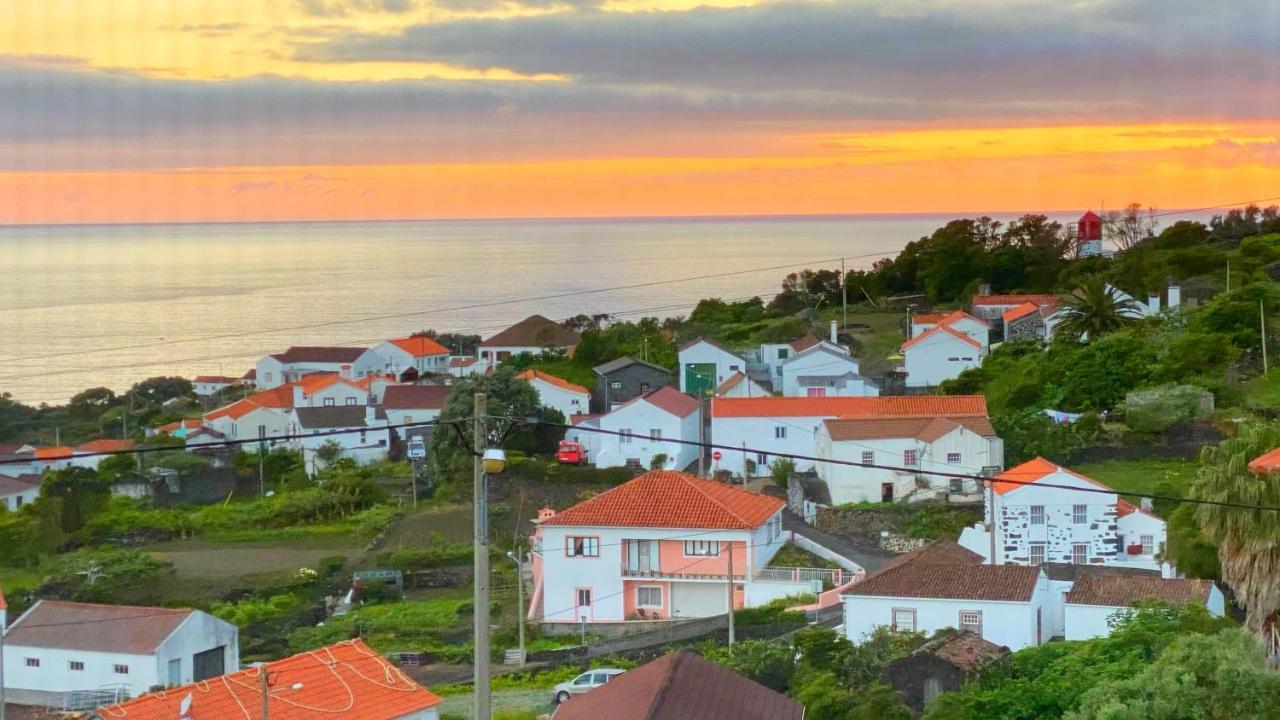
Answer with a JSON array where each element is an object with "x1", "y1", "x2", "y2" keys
[{"x1": 711, "y1": 450, "x2": 722, "y2": 461}]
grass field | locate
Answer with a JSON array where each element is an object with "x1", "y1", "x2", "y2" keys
[
  {"x1": 1071, "y1": 458, "x2": 1198, "y2": 499},
  {"x1": 1241, "y1": 370, "x2": 1280, "y2": 409},
  {"x1": 439, "y1": 690, "x2": 551, "y2": 719}
]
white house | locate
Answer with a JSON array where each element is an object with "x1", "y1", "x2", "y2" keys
[
  {"x1": 1063, "y1": 575, "x2": 1224, "y2": 641},
  {"x1": 382, "y1": 384, "x2": 451, "y2": 429},
  {"x1": 293, "y1": 405, "x2": 391, "y2": 475},
  {"x1": 478, "y1": 315, "x2": 580, "y2": 368},
  {"x1": 715, "y1": 372, "x2": 772, "y2": 399},
  {"x1": 518, "y1": 369, "x2": 590, "y2": 420},
  {"x1": 191, "y1": 375, "x2": 238, "y2": 397},
  {"x1": 814, "y1": 416, "x2": 1003, "y2": 504},
  {"x1": 841, "y1": 541, "x2": 1052, "y2": 651},
  {"x1": 203, "y1": 400, "x2": 290, "y2": 445},
  {"x1": 529, "y1": 470, "x2": 798, "y2": 624},
  {"x1": 957, "y1": 458, "x2": 1170, "y2": 574},
  {"x1": 758, "y1": 332, "x2": 848, "y2": 387},
  {"x1": 565, "y1": 414, "x2": 603, "y2": 460},
  {"x1": 254, "y1": 346, "x2": 383, "y2": 389},
  {"x1": 0, "y1": 474, "x2": 40, "y2": 511},
  {"x1": 678, "y1": 337, "x2": 746, "y2": 396},
  {"x1": 901, "y1": 324, "x2": 987, "y2": 388},
  {"x1": 89, "y1": 639, "x2": 443, "y2": 720},
  {"x1": 709, "y1": 395, "x2": 990, "y2": 478},
  {"x1": 447, "y1": 356, "x2": 482, "y2": 377},
  {"x1": 372, "y1": 336, "x2": 451, "y2": 379},
  {"x1": 780, "y1": 345, "x2": 878, "y2": 397},
  {"x1": 1, "y1": 600, "x2": 239, "y2": 706},
  {"x1": 595, "y1": 387, "x2": 701, "y2": 471},
  {"x1": 71, "y1": 439, "x2": 137, "y2": 471}
]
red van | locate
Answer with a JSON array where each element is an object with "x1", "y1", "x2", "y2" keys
[{"x1": 557, "y1": 441, "x2": 588, "y2": 466}]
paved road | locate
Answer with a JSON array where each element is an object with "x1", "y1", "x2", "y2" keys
[{"x1": 783, "y1": 509, "x2": 894, "y2": 572}]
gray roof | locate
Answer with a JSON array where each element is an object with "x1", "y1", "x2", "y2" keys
[
  {"x1": 295, "y1": 405, "x2": 386, "y2": 429},
  {"x1": 0, "y1": 474, "x2": 39, "y2": 496},
  {"x1": 5, "y1": 601, "x2": 198, "y2": 654},
  {"x1": 593, "y1": 356, "x2": 670, "y2": 376}
]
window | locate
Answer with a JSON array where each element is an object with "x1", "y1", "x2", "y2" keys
[
  {"x1": 25, "y1": 658, "x2": 39, "y2": 668},
  {"x1": 636, "y1": 586, "x2": 662, "y2": 608},
  {"x1": 684, "y1": 540, "x2": 720, "y2": 557},
  {"x1": 69, "y1": 661, "x2": 85, "y2": 671},
  {"x1": 345, "y1": 397, "x2": 357, "y2": 406},
  {"x1": 903, "y1": 449, "x2": 918, "y2": 466},
  {"x1": 360, "y1": 430, "x2": 367, "y2": 444},
  {"x1": 891, "y1": 608, "x2": 916, "y2": 632},
  {"x1": 1029, "y1": 542, "x2": 1046, "y2": 565},
  {"x1": 729, "y1": 365, "x2": 740, "y2": 372},
  {"x1": 861, "y1": 451, "x2": 874, "y2": 465},
  {"x1": 403, "y1": 415, "x2": 412, "y2": 424},
  {"x1": 324, "y1": 397, "x2": 336, "y2": 407},
  {"x1": 1029, "y1": 505, "x2": 1045, "y2": 525},
  {"x1": 265, "y1": 372, "x2": 273, "y2": 383},
  {"x1": 620, "y1": 428, "x2": 633, "y2": 444},
  {"x1": 573, "y1": 672, "x2": 594, "y2": 686},
  {"x1": 1141, "y1": 534, "x2": 1155, "y2": 555},
  {"x1": 14, "y1": 495, "x2": 23, "y2": 509},
  {"x1": 1072, "y1": 543, "x2": 1089, "y2": 565},
  {"x1": 946, "y1": 452, "x2": 961, "y2": 464},
  {"x1": 566, "y1": 536, "x2": 600, "y2": 557},
  {"x1": 639, "y1": 383, "x2": 650, "y2": 393},
  {"x1": 775, "y1": 426, "x2": 787, "y2": 439},
  {"x1": 949, "y1": 478, "x2": 964, "y2": 493},
  {"x1": 756, "y1": 452, "x2": 768, "y2": 465},
  {"x1": 610, "y1": 381, "x2": 622, "y2": 390},
  {"x1": 114, "y1": 664, "x2": 130, "y2": 675},
  {"x1": 576, "y1": 588, "x2": 593, "y2": 607},
  {"x1": 1073, "y1": 504, "x2": 1087, "y2": 524},
  {"x1": 777, "y1": 348, "x2": 788, "y2": 359},
  {"x1": 948, "y1": 357, "x2": 960, "y2": 362},
  {"x1": 649, "y1": 428, "x2": 662, "y2": 440},
  {"x1": 961, "y1": 357, "x2": 974, "y2": 362},
  {"x1": 959, "y1": 610, "x2": 982, "y2": 634}
]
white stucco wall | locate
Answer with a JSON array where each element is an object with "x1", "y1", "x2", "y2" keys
[
  {"x1": 154, "y1": 612, "x2": 241, "y2": 686},
  {"x1": 842, "y1": 587, "x2": 1048, "y2": 651},
  {"x1": 903, "y1": 332, "x2": 985, "y2": 388},
  {"x1": 2, "y1": 485, "x2": 40, "y2": 511},
  {"x1": 678, "y1": 342, "x2": 746, "y2": 393},
  {"x1": 993, "y1": 472, "x2": 1120, "y2": 566},
  {"x1": 780, "y1": 348, "x2": 864, "y2": 397},
  {"x1": 528, "y1": 378, "x2": 589, "y2": 421},
  {"x1": 565, "y1": 418, "x2": 603, "y2": 461},
  {"x1": 595, "y1": 401, "x2": 698, "y2": 470},
  {"x1": 816, "y1": 427, "x2": 1001, "y2": 504},
  {"x1": 254, "y1": 356, "x2": 287, "y2": 389},
  {"x1": 711, "y1": 415, "x2": 825, "y2": 477}
]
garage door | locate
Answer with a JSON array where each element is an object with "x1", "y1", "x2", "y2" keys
[{"x1": 670, "y1": 583, "x2": 726, "y2": 618}]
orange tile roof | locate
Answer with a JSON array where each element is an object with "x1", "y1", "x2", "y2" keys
[
  {"x1": 158, "y1": 419, "x2": 203, "y2": 434},
  {"x1": 972, "y1": 294, "x2": 1059, "y2": 306},
  {"x1": 34, "y1": 446, "x2": 73, "y2": 460},
  {"x1": 389, "y1": 336, "x2": 450, "y2": 357},
  {"x1": 823, "y1": 416, "x2": 995, "y2": 442},
  {"x1": 715, "y1": 371, "x2": 747, "y2": 394},
  {"x1": 542, "y1": 470, "x2": 784, "y2": 529},
  {"x1": 712, "y1": 395, "x2": 987, "y2": 419},
  {"x1": 234, "y1": 374, "x2": 363, "y2": 411},
  {"x1": 205, "y1": 398, "x2": 268, "y2": 422},
  {"x1": 1248, "y1": 446, "x2": 1280, "y2": 474},
  {"x1": 790, "y1": 334, "x2": 823, "y2": 352},
  {"x1": 1002, "y1": 301, "x2": 1042, "y2": 322},
  {"x1": 517, "y1": 369, "x2": 589, "y2": 396},
  {"x1": 450, "y1": 356, "x2": 478, "y2": 367},
  {"x1": 912, "y1": 313, "x2": 947, "y2": 324},
  {"x1": 900, "y1": 323, "x2": 982, "y2": 351},
  {"x1": 1115, "y1": 498, "x2": 1160, "y2": 519},
  {"x1": 940, "y1": 310, "x2": 991, "y2": 328},
  {"x1": 94, "y1": 639, "x2": 442, "y2": 720},
  {"x1": 76, "y1": 439, "x2": 135, "y2": 454},
  {"x1": 991, "y1": 457, "x2": 1115, "y2": 495}
]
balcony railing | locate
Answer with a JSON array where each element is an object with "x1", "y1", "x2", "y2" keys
[
  {"x1": 620, "y1": 565, "x2": 853, "y2": 587},
  {"x1": 621, "y1": 567, "x2": 746, "y2": 581}
]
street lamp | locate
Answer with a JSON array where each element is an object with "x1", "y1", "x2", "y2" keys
[
  {"x1": 472, "y1": 394, "x2": 510, "y2": 720},
  {"x1": 506, "y1": 550, "x2": 526, "y2": 666}
]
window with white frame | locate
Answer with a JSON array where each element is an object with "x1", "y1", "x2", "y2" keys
[
  {"x1": 775, "y1": 426, "x2": 787, "y2": 439},
  {"x1": 684, "y1": 540, "x2": 720, "y2": 557},
  {"x1": 1073, "y1": 504, "x2": 1087, "y2": 524},
  {"x1": 345, "y1": 397, "x2": 357, "y2": 406},
  {"x1": 946, "y1": 452, "x2": 961, "y2": 464},
  {"x1": 324, "y1": 397, "x2": 335, "y2": 407},
  {"x1": 757, "y1": 453, "x2": 768, "y2": 465},
  {"x1": 649, "y1": 428, "x2": 662, "y2": 440},
  {"x1": 1029, "y1": 542, "x2": 1046, "y2": 565},
  {"x1": 1029, "y1": 505, "x2": 1045, "y2": 525},
  {"x1": 610, "y1": 381, "x2": 622, "y2": 389},
  {"x1": 636, "y1": 586, "x2": 662, "y2": 608},
  {"x1": 619, "y1": 429, "x2": 633, "y2": 444},
  {"x1": 903, "y1": 449, "x2": 919, "y2": 466},
  {"x1": 639, "y1": 383, "x2": 650, "y2": 393},
  {"x1": 265, "y1": 372, "x2": 273, "y2": 383},
  {"x1": 892, "y1": 608, "x2": 917, "y2": 632},
  {"x1": 861, "y1": 451, "x2": 874, "y2": 465},
  {"x1": 566, "y1": 536, "x2": 600, "y2": 557},
  {"x1": 577, "y1": 588, "x2": 593, "y2": 608},
  {"x1": 959, "y1": 610, "x2": 982, "y2": 634},
  {"x1": 1072, "y1": 543, "x2": 1089, "y2": 565},
  {"x1": 114, "y1": 664, "x2": 129, "y2": 675},
  {"x1": 1141, "y1": 534, "x2": 1155, "y2": 555},
  {"x1": 69, "y1": 661, "x2": 85, "y2": 671}
]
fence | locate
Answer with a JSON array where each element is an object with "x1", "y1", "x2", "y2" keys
[{"x1": 755, "y1": 566, "x2": 854, "y2": 587}]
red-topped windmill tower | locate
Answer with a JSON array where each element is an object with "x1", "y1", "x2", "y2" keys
[{"x1": 1076, "y1": 210, "x2": 1104, "y2": 257}]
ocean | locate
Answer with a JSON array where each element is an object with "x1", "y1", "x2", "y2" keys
[{"x1": 0, "y1": 213, "x2": 1088, "y2": 404}]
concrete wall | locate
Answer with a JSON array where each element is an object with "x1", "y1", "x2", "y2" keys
[
  {"x1": 596, "y1": 401, "x2": 698, "y2": 470},
  {"x1": 155, "y1": 612, "x2": 241, "y2": 686},
  {"x1": 843, "y1": 593, "x2": 1044, "y2": 651},
  {"x1": 817, "y1": 427, "x2": 1000, "y2": 504},
  {"x1": 903, "y1": 332, "x2": 984, "y2": 388},
  {"x1": 678, "y1": 342, "x2": 745, "y2": 393},
  {"x1": 711, "y1": 415, "x2": 825, "y2": 477},
  {"x1": 528, "y1": 378, "x2": 589, "y2": 420},
  {"x1": 781, "y1": 348, "x2": 864, "y2": 397}
]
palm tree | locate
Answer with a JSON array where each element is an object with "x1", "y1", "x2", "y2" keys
[
  {"x1": 1193, "y1": 422, "x2": 1280, "y2": 646},
  {"x1": 1055, "y1": 275, "x2": 1140, "y2": 342}
]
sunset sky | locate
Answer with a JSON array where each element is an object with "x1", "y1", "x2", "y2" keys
[{"x1": 2, "y1": 0, "x2": 1279, "y2": 223}]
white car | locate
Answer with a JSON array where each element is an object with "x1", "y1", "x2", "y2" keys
[{"x1": 552, "y1": 668, "x2": 625, "y2": 704}]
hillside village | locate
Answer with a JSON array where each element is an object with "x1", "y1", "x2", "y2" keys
[{"x1": 4, "y1": 205, "x2": 1280, "y2": 718}]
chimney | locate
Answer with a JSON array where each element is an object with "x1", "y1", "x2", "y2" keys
[
  {"x1": 340, "y1": 363, "x2": 353, "y2": 379},
  {"x1": 977, "y1": 283, "x2": 991, "y2": 297},
  {"x1": 1147, "y1": 293, "x2": 1160, "y2": 316},
  {"x1": 1140, "y1": 497, "x2": 1153, "y2": 512},
  {"x1": 537, "y1": 507, "x2": 557, "y2": 522},
  {"x1": 829, "y1": 320, "x2": 838, "y2": 344},
  {"x1": 292, "y1": 383, "x2": 306, "y2": 407},
  {"x1": 1167, "y1": 278, "x2": 1181, "y2": 309},
  {"x1": 365, "y1": 401, "x2": 377, "y2": 425}
]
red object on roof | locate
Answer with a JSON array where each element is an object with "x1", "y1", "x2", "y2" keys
[
  {"x1": 94, "y1": 639, "x2": 442, "y2": 720},
  {"x1": 542, "y1": 470, "x2": 784, "y2": 529},
  {"x1": 76, "y1": 439, "x2": 136, "y2": 454},
  {"x1": 900, "y1": 323, "x2": 983, "y2": 351},
  {"x1": 517, "y1": 369, "x2": 590, "y2": 396},
  {"x1": 971, "y1": 294, "x2": 1059, "y2": 307},
  {"x1": 1002, "y1": 301, "x2": 1043, "y2": 322},
  {"x1": 389, "y1": 336, "x2": 450, "y2": 357},
  {"x1": 1248, "y1": 446, "x2": 1280, "y2": 474},
  {"x1": 158, "y1": 419, "x2": 203, "y2": 434},
  {"x1": 990, "y1": 457, "x2": 1114, "y2": 495},
  {"x1": 712, "y1": 394, "x2": 987, "y2": 418}
]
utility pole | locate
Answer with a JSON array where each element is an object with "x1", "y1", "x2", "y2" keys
[
  {"x1": 472, "y1": 393, "x2": 491, "y2": 720},
  {"x1": 1, "y1": 616, "x2": 7, "y2": 720},
  {"x1": 508, "y1": 550, "x2": 526, "y2": 665},
  {"x1": 726, "y1": 543, "x2": 735, "y2": 645},
  {"x1": 841, "y1": 256, "x2": 848, "y2": 333},
  {"x1": 260, "y1": 667, "x2": 270, "y2": 719},
  {"x1": 1227, "y1": 259, "x2": 1231, "y2": 293},
  {"x1": 697, "y1": 393, "x2": 708, "y2": 477},
  {"x1": 1263, "y1": 299, "x2": 1270, "y2": 374}
]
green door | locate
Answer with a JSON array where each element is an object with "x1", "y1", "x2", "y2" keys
[{"x1": 685, "y1": 363, "x2": 716, "y2": 396}]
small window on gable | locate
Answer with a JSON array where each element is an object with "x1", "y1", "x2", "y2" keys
[{"x1": 69, "y1": 661, "x2": 85, "y2": 671}]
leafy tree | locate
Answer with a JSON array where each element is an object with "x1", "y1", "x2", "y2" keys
[
  {"x1": 68, "y1": 387, "x2": 119, "y2": 418},
  {"x1": 39, "y1": 547, "x2": 175, "y2": 604},
  {"x1": 1054, "y1": 275, "x2": 1141, "y2": 343},
  {"x1": 430, "y1": 366, "x2": 543, "y2": 479},
  {"x1": 1066, "y1": 630, "x2": 1280, "y2": 720},
  {"x1": 39, "y1": 466, "x2": 113, "y2": 534},
  {"x1": 124, "y1": 376, "x2": 195, "y2": 407},
  {"x1": 1057, "y1": 332, "x2": 1157, "y2": 412},
  {"x1": 698, "y1": 640, "x2": 797, "y2": 692},
  {"x1": 1192, "y1": 422, "x2": 1280, "y2": 639},
  {"x1": 1104, "y1": 202, "x2": 1159, "y2": 251},
  {"x1": 1191, "y1": 282, "x2": 1279, "y2": 350},
  {"x1": 1152, "y1": 220, "x2": 1210, "y2": 251},
  {"x1": 1162, "y1": 503, "x2": 1220, "y2": 580}
]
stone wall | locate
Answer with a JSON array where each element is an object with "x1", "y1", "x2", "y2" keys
[{"x1": 999, "y1": 502, "x2": 1117, "y2": 565}]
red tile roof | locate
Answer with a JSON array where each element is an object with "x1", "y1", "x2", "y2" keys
[
  {"x1": 76, "y1": 439, "x2": 136, "y2": 454},
  {"x1": 1065, "y1": 575, "x2": 1215, "y2": 607},
  {"x1": 34, "y1": 446, "x2": 73, "y2": 460},
  {"x1": 388, "y1": 336, "x2": 450, "y2": 357},
  {"x1": 1115, "y1": 498, "x2": 1160, "y2": 519},
  {"x1": 1002, "y1": 301, "x2": 1042, "y2": 322},
  {"x1": 382, "y1": 384, "x2": 451, "y2": 410},
  {"x1": 939, "y1": 310, "x2": 991, "y2": 328},
  {"x1": 271, "y1": 346, "x2": 368, "y2": 363},
  {"x1": 991, "y1": 457, "x2": 1114, "y2": 496},
  {"x1": 912, "y1": 313, "x2": 947, "y2": 325},
  {"x1": 714, "y1": 371, "x2": 747, "y2": 395},
  {"x1": 517, "y1": 369, "x2": 589, "y2": 396},
  {"x1": 241, "y1": 368, "x2": 257, "y2": 380},
  {"x1": 712, "y1": 395, "x2": 987, "y2": 419},
  {"x1": 551, "y1": 650, "x2": 803, "y2": 720},
  {"x1": 639, "y1": 386, "x2": 699, "y2": 417},
  {"x1": 542, "y1": 470, "x2": 784, "y2": 530},
  {"x1": 900, "y1": 322, "x2": 983, "y2": 351},
  {"x1": 93, "y1": 639, "x2": 442, "y2": 720},
  {"x1": 6, "y1": 600, "x2": 196, "y2": 654},
  {"x1": 972, "y1": 294, "x2": 1059, "y2": 307},
  {"x1": 790, "y1": 334, "x2": 823, "y2": 352},
  {"x1": 846, "y1": 560, "x2": 1041, "y2": 602},
  {"x1": 158, "y1": 419, "x2": 203, "y2": 434},
  {"x1": 449, "y1": 356, "x2": 478, "y2": 367},
  {"x1": 1248, "y1": 446, "x2": 1280, "y2": 474},
  {"x1": 205, "y1": 398, "x2": 266, "y2": 422},
  {"x1": 0, "y1": 474, "x2": 40, "y2": 497},
  {"x1": 480, "y1": 315, "x2": 579, "y2": 348},
  {"x1": 823, "y1": 416, "x2": 995, "y2": 442}
]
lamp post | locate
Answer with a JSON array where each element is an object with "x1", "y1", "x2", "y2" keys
[
  {"x1": 472, "y1": 394, "x2": 507, "y2": 720},
  {"x1": 506, "y1": 550, "x2": 526, "y2": 666}
]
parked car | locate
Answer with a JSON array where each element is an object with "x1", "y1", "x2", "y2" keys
[
  {"x1": 407, "y1": 437, "x2": 427, "y2": 460},
  {"x1": 552, "y1": 668, "x2": 625, "y2": 703},
  {"x1": 556, "y1": 441, "x2": 588, "y2": 466}
]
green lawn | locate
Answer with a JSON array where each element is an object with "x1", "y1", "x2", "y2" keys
[
  {"x1": 1071, "y1": 458, "x2": 1198, "y2": 499},
  {"x1": 1241, "y1": 371, "x2": 1280, "y2": 410},
  {"x1": 0, "y1": 566, "x2": 44, "y2": 595}
]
